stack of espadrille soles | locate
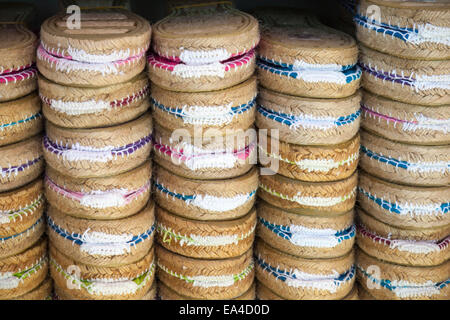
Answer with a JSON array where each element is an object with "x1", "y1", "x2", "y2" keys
[
  {"x1": 354, "y1": 0, "x2": 450, "y2": 300},
  {"x1": 148, "y1": 1, "x2": 259, "y2": 300},
  {"x1": 253, "y1": 9, "x2": 361, "y2": 300},
  {"x1": 36, "y1": 7, "x2": 156, "y2": 300},
  {"x1": 0, "y1": 6, "x2": 50, "y2": 300}
]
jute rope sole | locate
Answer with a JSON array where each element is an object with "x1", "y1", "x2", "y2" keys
[
  {"x1": 256, "y1": 13, "x2": 359, "y2": 98},
  {"x1": 156, "y1": 205, "x2": 256, "y2": 259},
  {"x1": 54, "y1": 282, "x2": 157, "y2": 300},
  {"x1": 0, "y1": 135, "x2": 44, "y2": 193},
  {"x1": 49, "y1": 244, "x2": 155, "y2": 300},
  {"x1": 356, "y1": 248, "x2": 449, "y2": 300},
  {"x1": 255, "y1": 239, "x2": 355, "y2": 300},
  {"x1": 259, "y1": 134, "x2": 360, "y2": 182},
  {"x1": 256, "y1": 87, "x2": 361, "y2": 145},
  {"x1": 151, "y1": 76, "x2": 257, "y2": 135},
  {"x1": 0, "y1": 24, "x2": 37, "y2": 102},
  {"x1": 38, "y1": 9, "x2": 151, "y2": 87},
  {"x1": 361, "y1": 90, "x2": 450, "y2": 146},
  {"x1": 148, "y1": 3, "x2": 259, "y2": 92},
  {"x1": 0, "y1": 178, "x2": 45, "y2": 259},
  {"x1": 44, "y1": 112, "x2": 152, "y2": 178},
  {"x1": 0, "y1": 93, "x2": 42, "y2": 147},
  {"x1": 256, "y1": 281, "x2": 359, "y2": 300},
  {"x1": 156, "y1": 245, "x2": 254, "y2": 300},
  {"x1": 357, "y1": 283, "x2": 376, "y2": 300},
  {"x1": 152, "y1": 122, "x2": 256, "y2": 180},
  {"x1": 358, "y1": 170, "x2": 450, "y2": 229},
  {"x1": 153, "y1": 164, "x2": 257, "y2": 221},
  {"x1": 360, "y1": 129, "x2": 450, "y2": 187},
  {"x1": 0, "y1": 237, "x2": 48, "y2": 299},
  {"x1": 258, "y1": 171, "x2": 358, "y2": 214},
  {"x1": 257, "y1": 200, "x2": 355, "y2": 259},
  {"x1": 356, "y1": 207, "x2": 450, "y2": 267},
  {"x1": 359, "y1": 44, "x2": 450, "y2": 106},
  {"x1": 355, "y1": 0, "x2": 450, "y2": 60},
  {"x1": 158, "y1": 281, "x2": 256, "y2": 300},
  {"x1": 39, "y1": 72, "x2": 150, "y2": 129},
  {"x1": 47, "y1": 202, "x2": 155, "y2": 267},
  {"x1": 45, "y1": 160, "x2": 152, "y2": 220},
  {"x1": 11, "y1": 277, "x2": 52, "y2": 300}
]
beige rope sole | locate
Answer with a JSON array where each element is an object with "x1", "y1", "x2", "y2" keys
[
  {"x1": 256, "y1": 87, "x2": 361, "y2": 145},
  {"x1": 153, "y1": 164, "x2": 257, "y2": 221},
  {"x1": 259, "y1": 134, "x2": 360, "y2": 182},
  {"x1": 360, "y1": 45, "x2": 450, "y2": 106},
  {"x1": 158, "y1": 281, "x2": 256, "y2": 300},
  {"x1": 11, "y1": 277, "x2": 52, "y2": 300},
  {"x1": 0, "y1": 237, "x2": 48, "y2": 299},
  {"x1": 361, "y1": 90, "x2": 450, "y2": 146},
  {"x1": 44, "y1": 112, "x2": 152, "y2": 178},
  {"x1": 360, "y1": 129, "x2": 450, "y2": 187},
  {"x1": 47, "y1": 201, "x2": 155, "y2": 267},
  {"x1": 356, "y1": 207, "x2": 450, "y2": 267},
  {"x1": 358, "y1": 170, "x2": 450, "y2": 229},
  {"x1": 45, "y1": 160, "x2": 152, "y2": 220},
  {"x1": 255, "y1": 239, "x2": 355, "y2": 300},
  {"x1": 257, "y1": 200, "x2": 355, "y2": 259},
  {"x1": 258, "y1": 171, "x2": 358, "y2": 214},
  {"x1": 156, "y1": 245, "x2": 254, "y2": 300},
  {"x1": 0, "y1": 135, "x2": 44, "y2": 192},
  {"x1": 356, "y1": 0, "x2": 450, "y2": 60},
  {"x1": 49, "y1": 244, "x2": 155, "y2": 300},
  {"x1": 156, "y1": 205, "x2": 256, "y2": 259},
  {"x1": 151, "y1": 76, "x2": 257, "y2": 135},
  {"x1": 356, "y1": 248, "x2": 449, "y2": 300},
  {"x1": 0, "y1": 93, "x2": 42, "y2": 147},
  {"x1": 39, "y1": 72, "x2": 150, "y2": 129}
]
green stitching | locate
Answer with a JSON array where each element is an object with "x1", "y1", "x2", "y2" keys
[
  {"x1": 1, "y1": 195, "x2": 44, "y2": 223},
  {"x1": 11, "y1": 257, "x2": 46, "y2": 281},
  {"x1": 50, "y1": 258, "x2": 155, "y2": 294},
  {"x1": 157, "y1": 260, "x2": 254, "y2": 285}
]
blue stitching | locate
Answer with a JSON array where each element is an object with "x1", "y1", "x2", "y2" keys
[
  {"x1": 354, "y1": 14, "x2": 417, "y2": 42},
  {"x1": 0, "y1": 217, "x2": 42, "y2": 241},
  {"x1": 0, "y1": 112, "x2": 42, "y2": 129},
  {"x1": 258, "y1": 216, "x2": 355, "y2": 243},
  {"x1": 47, "y1": 216, "x2": 156, "y2": 247}
]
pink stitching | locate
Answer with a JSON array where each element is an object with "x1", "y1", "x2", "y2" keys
[{"x1": 0, "y1": 67, "x2": 37, "y2": 84}]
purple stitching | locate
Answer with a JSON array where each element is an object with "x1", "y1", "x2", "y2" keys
[
  {"x1": 359, "y1": 63, "x2": 413, "y2": 87},
  {"x1": 1, "y1": 156, "x2": 43, "y2": 176}
]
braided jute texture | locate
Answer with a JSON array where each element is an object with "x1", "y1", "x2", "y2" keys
[
  {"x1": 58, "y1": 0, "x2": 131, "y2": 10},
  {"x1": 45, "y1": 161, "x2": 151, "y2": 220},
  {"x1": 0, "y1": 135, "x2": 44, "y2": 192},
  {"x1": 257, "y1": 200, "x2": 355, "y2": 259},
  {"x1": 356, "y1": 207, "x2": 450, "y2": 267},
  {"x1": 153, "y1": 122, "x2": 256, "y2": 180},
  {"x1": 47, "y1": 201, "x2": 155, "y2": 267},
  {"x1": 356, "y1": 248, "x2": 449, "y2": 300},
  {"x1": 259, "y1": 134, "x2": 360, "y2": 182},
  {"x1": 39, "y1": 9, "x2": 150, "y2": 57},
  {"x1": 158, "y1": 281, "x2": 256, "y2": 300},
  {"x1": 153, "y1": 164, "x2": 257, "y2": 221},
  {"x1": 257, "y1": 13, "x2": 359, "y2": 98},
  {"x1": 358, "y1": 170, "x2": 450, "y2": 229},
  {"x1": 156, "y1": 205, "x2": 256, "y2": 259},
  {"x1": 360, "y1": 130, "x2": 450, "y2": 187},
  {"x1": 360, "y1": 45, "x2": 450, "y2": 106},
  {"x1": 255, "y1": 239, "x2": 355, "y2": 300},
  {"x1": 0, "y1": 93, "x2": 42, "y2": 147},
  {"x1": 151, "y1": 76, "x2": 257, "y2": 135},
  {"x1": 361, "y1": 90, "x2": 450, "y2": 146},
  {"x1": 156, "y1": 245, "x2": 254, "y2": 300},
  {"x1": 0, "y1": 237, "x2": 48, "y2": 300},
  {"x1": 54, "y1": 282, "x2": 157, "y2": 300},
  {"x1": 39, "y1": 72, "x2": 150, "y2": 129},
  {"x1": 11, "y1": 277, "x2": 52, "y2": 300},
  {"x1": 256, "y1": 87, "x2": 361, "y2": 145},
  {"x1": 0, "y1": 71, "x2": 37, "y2": 103},
  {"x1": 0, "y1": 24, "x2": 37, "y2": 97},
  {"x1": 44, "y1": 112, "x2": 152, "y2": 178},
  {"x1": 356, "y1": 0, "x2": 450, "y2": 60},
  {"x1": 256, "y1": 281, "x2": 359, "y2": 300},
  {"x1": 50, "y1": 244, "x2": 155, "y2": 300},
  {"x1": 259, "y1": 171, "x2": 357, "y2": 214},
  {"x1": 0, "y1": 178, "x2": 45, "y2": 259}
]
